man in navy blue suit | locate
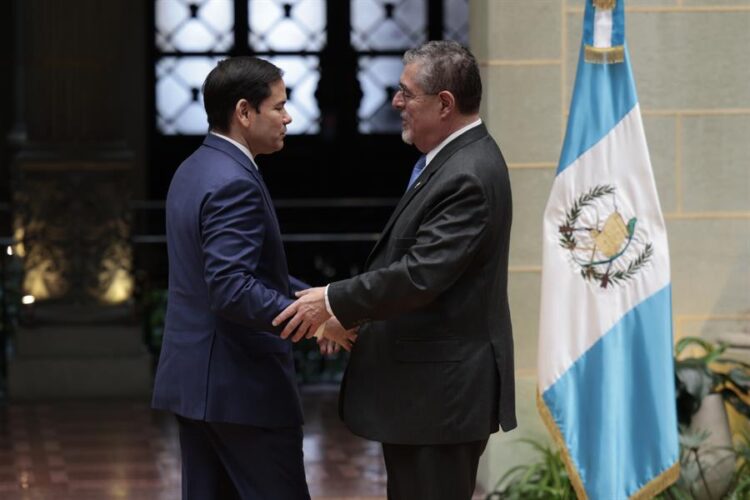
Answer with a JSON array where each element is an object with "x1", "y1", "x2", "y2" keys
[{"x1": 152, "y1": 57, "x2": 352, "y2": 500}]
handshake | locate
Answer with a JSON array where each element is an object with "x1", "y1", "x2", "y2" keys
[{"x1": 272, "y1": 286, "x2": 358, "y2": 355}]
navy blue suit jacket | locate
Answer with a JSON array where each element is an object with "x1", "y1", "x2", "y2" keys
[{"x1": 152, "y1": 134, "x2": 305, "y2": 428}]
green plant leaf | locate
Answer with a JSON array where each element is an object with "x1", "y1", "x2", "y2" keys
[
  {"x1": 726, "y1": 367, "x2": 750, "y2": 392},
  {"x1": 490, "y1": 439, "x2": 575, "y2": 498},
  {"x1": 720, "y1": 388, "x2": 750, "y2": 419},
  {"x1": 675, "y1": 336, "x2": 714, "y2": 356},
  {"x1": 714, "y1": 357, "x2": 750, "y2": 371}
]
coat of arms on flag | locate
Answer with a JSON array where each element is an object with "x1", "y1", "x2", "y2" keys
[
  {"x1": 558, "y1": 184, "x2": 653, "y2": 289},
  {"x1": 537, "y1": 0, "x2": 680, "y2": 498}
]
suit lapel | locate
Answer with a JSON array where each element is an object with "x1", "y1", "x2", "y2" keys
[{"x1": 364, "y1": 124, "x2": 489, "y2": 269}]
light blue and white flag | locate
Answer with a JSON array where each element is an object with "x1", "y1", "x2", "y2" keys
[{"x1": 537, "y1": 1, "x2": 679, "y2": 498}]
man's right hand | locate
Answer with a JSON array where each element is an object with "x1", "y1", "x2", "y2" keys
[{"x1": 274, "y1": 287, "x2": 331, "y2": 341}]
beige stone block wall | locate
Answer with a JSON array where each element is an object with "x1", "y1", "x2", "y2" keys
[{"x1": 472, "y1": 0, "x2": 750, "y2": 492}]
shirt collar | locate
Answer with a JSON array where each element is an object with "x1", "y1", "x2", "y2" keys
[
  {"x1": 210, "y1": 131, "x2": 258, "y2": 170},
  {"x1": 425, "y1": 118, "x2": 482, "y2": 166}
]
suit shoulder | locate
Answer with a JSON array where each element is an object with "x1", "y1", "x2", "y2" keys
[
  {"x1": 440, "y1": 136, "x2": 510, "y2": 206},
  {"x1": 471, "y1": 134, "x2": 506, "y2": 165},
  {"x1": 167, "y1": 148, "x2": 258, "y2": 212},
  {"x1": 448, "y1": 135, "x2": 507, "y2": 177},
  {"x1": 175, "y1": 146, "x2": 253, "y2": 187}
]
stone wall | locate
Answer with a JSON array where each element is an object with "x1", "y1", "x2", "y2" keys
[{"x1": 471, "y1": 0, "x2": 750, "y2": 490}]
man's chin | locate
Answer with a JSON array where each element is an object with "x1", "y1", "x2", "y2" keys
[{"x1": 401, "y1": 130, "x2": 413, "y2": 145}]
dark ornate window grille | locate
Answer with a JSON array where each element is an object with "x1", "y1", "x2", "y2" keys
[
  {"x1": 249, "y1": 0, "x2": 326, "y2": 51},
  {"x1": 443, "y1": 0, "x2": 469, "y2": 46},
  {"x1": 155, "y1": 55, "x2": 223, "y2": 135},
  {"x1": 351, "y1": 0, "x2": 427, "y2": 51},
  {"x1": 154, "y1": 0, "x2": 324, "y2": 135},
  {"x1": 153, "y1": 1, "x2": 468, "y2": 137},
  {"x1": 155, "y1": 0, "x2": 235, "y2": 52},
  {"x1": 357, "y1": 56, "x2": 403, "y2": 134},
  {"x1": 352, "y1": 1, "x2": 427, "y2": 134}
]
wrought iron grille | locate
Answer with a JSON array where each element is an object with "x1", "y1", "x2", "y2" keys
[
  {"x1": 357, "y1": 56, "x2": 403, "y2": 134},
  {"x1": 155, "y1": 56, "x2": 223, "y2": 135},
  {"x1": 351, "y1": 0, "x2": 426, "y2": 51},
  {"x1": 153, "y1": 1, "x2": 468, "y2": 136},
  {"x1": 443, "y1": 0, "x2": 469, "y2": 46},
  {"x1": 249, "y1": 0, "x2": 326, "y2": 51},
  {"x1": 155, "y1": 0, "x2": 235, "y2": 52},
  {"x1": 154, "y1": 0, "x2": 324, "y2": 135}
]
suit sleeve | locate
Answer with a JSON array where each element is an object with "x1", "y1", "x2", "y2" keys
[
  {"x1": 328, "y1": 173, "x2": 489, "y2": 329},
  {"x1": 200, "y1": 177, "x2": 292, "y2": 333},
  {"x1": 288, "y1": 275, "x2": 310, "y2": 294}
]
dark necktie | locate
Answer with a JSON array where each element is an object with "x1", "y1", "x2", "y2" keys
[{"x1": 406, "y1": 155, "x2": 427, "y2": 191}]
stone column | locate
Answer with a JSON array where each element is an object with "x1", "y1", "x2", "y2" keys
[
  {"x1": 471, "y1": 0, "x2": 563, "y2": 491},
  {"x1": 13, "y1": 0, "x2": 140, "y2": 305},
  {"x1": 8, "y1": 0, "x2": 150, "y2": 398}
]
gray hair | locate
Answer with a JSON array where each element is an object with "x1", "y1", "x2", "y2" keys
[{"x1": 403, "y1": 40, "x2": 482, "y2": 114}]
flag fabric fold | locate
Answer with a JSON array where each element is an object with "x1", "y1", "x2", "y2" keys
[{"x1": 537, "y1": 1, "x2": 680, "y2": 498}]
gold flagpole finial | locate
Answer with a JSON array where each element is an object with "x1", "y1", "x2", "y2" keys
[
  {"x1": 593, "y1": 0, "x2": 616, "y2": 10},
  {"x1": 584, "y1": 46, "x2": 624, "y2": 64}
]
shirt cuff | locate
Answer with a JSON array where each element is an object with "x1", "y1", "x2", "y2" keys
[{"x1": 324, "y1": 284, "x2": 334, "y2": 316}]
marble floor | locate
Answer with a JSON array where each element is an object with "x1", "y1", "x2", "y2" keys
[
  {"x1": 0, "y1": 384, "x2": 387, "y2": 500},
  {"x1": 0, "y1": 384, "x2": 485, "y2": 500}
]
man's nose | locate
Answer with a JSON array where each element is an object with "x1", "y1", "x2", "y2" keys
[{"x1": 392, "y1": 92, "x2": 404, "y2": 109}]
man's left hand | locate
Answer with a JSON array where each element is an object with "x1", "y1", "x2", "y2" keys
[
  {"x1": 273, "y1": 287, "x2": 331, "y2": 342},
  {"x1": 316, "y1": 337, "x2": 341, "y2": 356}
]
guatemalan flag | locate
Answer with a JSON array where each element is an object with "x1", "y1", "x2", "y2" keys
[{"x1": 537, "y1": 1, "x2": 680, "y2": 498}]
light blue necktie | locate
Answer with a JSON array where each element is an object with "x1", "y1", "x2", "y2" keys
[{"x1": 406, "y1": 155, "x2": 427, "y2": 191}]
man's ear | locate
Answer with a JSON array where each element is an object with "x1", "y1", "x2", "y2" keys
[
  {"x1": 235, "y1": 99, "x2": 253, "y2": 126},
  {"x1": 438, "y1": 91, "x2": 455, "y2": 118}
]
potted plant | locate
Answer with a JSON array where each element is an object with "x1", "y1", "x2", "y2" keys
[
  {"x1": 672, "y1": 337, "x2": 750, "y2": 499},
  {"x1": 486, "y1": 438, "x2": 575, "y2": 499},
  {"x1": 675, "y1": 337, "x2": 750, "y2": 427},
  {"x1": 657, "y1": 430, "x2": 750, "y2": 500},
  {"x1": 726, "y1": 430, "x2": 750, "y2": 499},
  {"x1": 486, "y1": 338, "x2": 750, "y2": 500}
]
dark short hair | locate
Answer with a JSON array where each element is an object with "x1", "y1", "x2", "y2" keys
[
  {"x1": 202, "y1": 57, "x2": 284, "y2": 131},
  {"x1": 403, "y1": 41, "x2": 482, "y2": 114}
]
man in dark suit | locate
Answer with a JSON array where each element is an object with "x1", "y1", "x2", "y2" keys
[
  {"x1": 274, "y1": 41, "x2": 516, "y2": 499},
  {"x1": 152, "y1": 57, "x2": 322, "y2": 500}
]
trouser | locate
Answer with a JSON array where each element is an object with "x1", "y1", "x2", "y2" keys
[
  {"x1": 176, "y1": 415, "x2": 310, "y2": 500},
  {"x1": 382, "y1": 438, "x2": 488, "y2": 500}
]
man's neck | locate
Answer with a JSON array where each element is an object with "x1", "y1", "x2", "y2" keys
[
  {"x1": 210, "y1": 129, "x2": 256, "y2": 166},
  {"x1": 420, "y1": 114, "x2": 481, "y2": 153},
  {"x1": 212, "y1": 128, "x2": 251, "y2": 152},
  {"x1": 446, "y1": 114, "x2": 480, "y2": 138}
]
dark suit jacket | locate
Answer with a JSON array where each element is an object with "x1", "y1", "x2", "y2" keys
[
  {"x1": 152, "y1": 134, "x2": 305, "y2": 428},
  {"x1": 329, "y1": 124, "x2": 516, "y2": 445}
]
